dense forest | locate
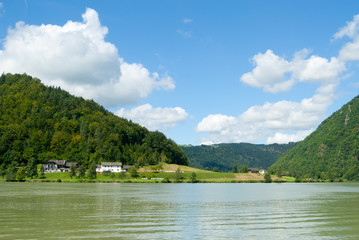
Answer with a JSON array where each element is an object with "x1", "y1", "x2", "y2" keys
[
  {"x1": 181, "y1": 142, "x2": 296, "y2": 171},
  {"x1": 272, "y1": 95, "x2": 359, "y2": 180},
  {"x1": 0, "y1": 73, "x2": 188, "y2": 170}
]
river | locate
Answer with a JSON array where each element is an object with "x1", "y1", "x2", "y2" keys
[{"x1": 1, "y1": 182, "x2": 359, "y2": 239}]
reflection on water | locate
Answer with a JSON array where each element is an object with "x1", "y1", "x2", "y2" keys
[{"x1": 0, "y1": 182, "x2": 359, "y2": 239}]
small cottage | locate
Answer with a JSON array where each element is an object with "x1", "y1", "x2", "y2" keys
[
  {"x1": 44, "y1": 160, "x2": 66, "y2": 172},
  {"x1": 44, "y1": 160, "x2": 78, "y2": 172},
  {"x1": 96, "y1": 162, "x2": 123, "y2": 173}
]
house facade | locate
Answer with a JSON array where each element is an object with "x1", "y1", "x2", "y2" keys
[
  {"x1": 248, "y1": 168, "x2": 268, "y2": 174},
  {"x1": 44, "y1": 160, "x2": 78, "y2": 172},
  {"x1": 96, "y1": 162, "x2": 123, "y2": 173}
]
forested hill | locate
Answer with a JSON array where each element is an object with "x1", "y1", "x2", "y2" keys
[
  {"x1": 0, "y1": 73, "x2": 188, "y2": 168},
  {"x1": 181, "y1": 142, "x2": 296, "y2": 171},
  {"x1": 272, "y1": 95, "x2": 359, "y2": 180}
]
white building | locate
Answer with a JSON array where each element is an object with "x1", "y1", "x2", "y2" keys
[{"x1": 96, "y1": 162, "x2": 123, "y2": 173}]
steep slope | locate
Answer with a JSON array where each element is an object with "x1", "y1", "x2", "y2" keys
[
  {"x1": 181, "y1": 142, "x2": 296, "y2": 171},
  {"x1": 272, "y1": 95, "x2": 359, "y2": 180},
  {"x1": 0, "y1": 73, "x2": 188, "y2": 168}
]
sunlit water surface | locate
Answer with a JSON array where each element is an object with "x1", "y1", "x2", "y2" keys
[{"x1": 1, "y1": 182, "x2": 359, "y2": 239}]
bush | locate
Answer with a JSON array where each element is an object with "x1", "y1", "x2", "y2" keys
[
  {"x1": 161, "y1": 177, "x2": 171, "y2": 183},
  {"x1": 295, "y1": 176, "x2": 302, "y2": 182},
  {"x1": 129, "y1": 167, "x2": 138, "y2": 178},
  {"x1": 264, "y1": 173, "x2": 272, "y2": 183}
]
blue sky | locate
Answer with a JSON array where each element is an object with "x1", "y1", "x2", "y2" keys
[{"x1": 1, "y1": 0, "x2": 359, "y2": 145}]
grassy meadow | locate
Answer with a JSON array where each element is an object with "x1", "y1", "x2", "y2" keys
[{"x1": 1, "y1": 163, "x2": 297, "y2": 183}]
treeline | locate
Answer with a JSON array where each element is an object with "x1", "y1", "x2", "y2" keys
[
  {"x1": 0, "y1": 73, "x2": 188, "y2": 171},
  {"x1": 181, "y1": 142, "x2": 296, "y2": 172},
  {"x1": 272, "y1": 95, "x2": 359, "y2": 180}
]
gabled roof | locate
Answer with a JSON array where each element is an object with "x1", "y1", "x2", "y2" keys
[
  {"x1": 101, "y1": 162, "x2": 122, "y2": 166},
  {"x1": 46, "y1": 160, "x2": 66, "y2": 165},
  {"x1": 65, "y1": 162, "x2": 78, "y2": 167}
]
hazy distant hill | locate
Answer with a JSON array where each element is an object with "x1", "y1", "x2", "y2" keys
[
  {"x1": 0, "y1": 73, "x2": 188, "y2": 168},
  {"x1": 181, "y1": 142, "x2": 296, "y2": 171},
  {"x1": 272, "y1": 95, "x2": 359, "y2": 180}
]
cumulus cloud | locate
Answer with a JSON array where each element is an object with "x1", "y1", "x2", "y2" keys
[
  {"x1": 115, "y1": 104, "x2": 189, "y2": 131},
  {"x1": 200, "y1": 13, "x2": 359, "y2": 145},
  {"x1": 334, "y1": 14, "x2": 359, "y2": 61},
  {"x1": 0, "y1": 8, "x2": 174, "y2": 107},
  {"x1": 266, "y1": 130, "x2": 313, "y2": 144},
  {"x1": 240, "y1": 50, "x2": 293, "y2": 93},
  {"x1": 240, "y1": 49, "x2": 345, "y2": 92},
  {"x1": 196, "y1": 84, "x2": 337, "y2": 144}
]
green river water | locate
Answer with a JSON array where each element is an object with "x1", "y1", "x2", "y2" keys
[{"x1": 1, "y1": 182, "x2": 359, "y2": 239}]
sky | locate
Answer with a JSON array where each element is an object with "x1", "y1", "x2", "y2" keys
[{"x1": 1, "y1": 0, "x2": 359, "y2": 145}]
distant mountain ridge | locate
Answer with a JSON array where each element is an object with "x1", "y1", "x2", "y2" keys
[
  {"x1": 181, "y1": 142, "x2": 296, "y2": 171},
  {"x1": 0, "y1": 73, "x2": 188, "y2": 169},
  {"x1": 272, "y1": 95, "x2": 359, "y2": 180}
]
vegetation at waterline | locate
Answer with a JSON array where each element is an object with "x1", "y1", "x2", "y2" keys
[
  {"x1": 0, "y1": 73, "x2": 188, "y2": 172},
  {"x1": 181, "y1": 142, "x2": 296, "y2": 172},
  {"x1": 3, "y1": 162, "x2": 342, "y2": 183},
  {"x1": 272, "y1": 95, "x2": 359, "y2": 181}
]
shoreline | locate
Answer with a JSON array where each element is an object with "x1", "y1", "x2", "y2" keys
[{"x1": 0, "y1": 178, "x2": 346, "y2": 184}]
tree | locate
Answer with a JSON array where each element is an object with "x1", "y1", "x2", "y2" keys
[
  {"x1": 240, "y1": 166, "x2": 248, "y2": 173},
  {"x1": 204, "y1": 167, "x2": 210, "y2": 171},
  {"x1": 16, "y1": 167, "x2": 27, "y2": 181},
  {"x1": 190, "y1": 172, "x2": 197, "y2": 183},
  {"x1": 129, "y1": 167, "x2": 138, "y2": 178},
  {"x1": 27, "y1": 158, "x2": 38, "y2": 179},
  {"x1": 69, "y1": 164, "x2": 77, "y2": 179},
  {"x1": 6, "y1": 164, "x2": 17, "y2": 181},
  {"x1": 78, "y1": 165, "x2": 86, "y2": 178},
  {"x1": 295, "y1": 175, "x2": 302, "y2": 182},
  {"x1": 118, "y1": 171, "x2": 126, "y2": 179},
  {"x1": 232, "y1": 165, "x2": 239, "y2": 173},
  {"x1": 213, "y1": 167, "x2": 219, "y2": 172},
  {"x1": 276, "y1": 165, "x2": 283, "y2": 178},
  {"x1": 0, "y1": 167, "x2": 6, "y2": 178},
  {"x1": 264, "y1": 173, "x2": 272, "y2": 183},
  {"x1": 39, "y1": 164, "x2": 45, "y2": 179},
  {"x1": 150, "y1": 163, "x2": 164, "y2": 172},
  {"x1": 87, "y1": 162, "x2": 97, "y2": 179},
  {"x1": 173, "y1": 167, "x2": 182, "y2": 183}
]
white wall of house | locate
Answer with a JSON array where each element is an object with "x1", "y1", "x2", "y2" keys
[{"x1": 96, "y1": 163, "x2": 123, "y2": 173}]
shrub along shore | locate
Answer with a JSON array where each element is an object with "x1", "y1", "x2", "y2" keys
[{"x1": 2, "y1": 163, "x2": 348, "y2": 183}]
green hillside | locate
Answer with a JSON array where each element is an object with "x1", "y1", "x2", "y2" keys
[
  {"x1": 181, "y1": 142, "x2": 296, "y2": 171},
  {"x1": 0, "y1": 73, "x2": 188, "y2": 169},
  {"x1": 272, "y1": 95, "x2": 359, "y2": 180}
]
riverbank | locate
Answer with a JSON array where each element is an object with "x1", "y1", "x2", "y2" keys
[
  {"x1": 0, "y1": 163, "x2": 297, "y2": 183},
  {"x1": 2, "y1": 163, "x2": 349, "y2": 183}
]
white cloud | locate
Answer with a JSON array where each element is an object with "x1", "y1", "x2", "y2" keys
[
  {"x1": 183, "y1": 18, "x2": 193, "y2": 24},
  {"x1": 334, "y1": 14, "x2": 359, "y2": 39},
  {"x1": 266, "y1": 130, "x2": 313, "y2": 144},
  {"x1": 196, "y1": 114, "x2": 236, "y2": 132},
  {"x1": 196, "y1": 84, "x2": 336, "y2": 144},
  {"x1": 115, "y1": 104, "x2": 189, "y2": 131},
  {"x1": 240, "y1": 50, "x2": 293, "y2": 93},
  {"x1": 293, "y1": 55, "x2": 345, "y2": 83},
  {"x1": 0, "y1": 8, "x2": 174, "y2": 107},
  {"x1": 334, "y1": 14, "x2": 359, "y2": 61},
  {"x1": 240, "y1": 49, "x2": 345, "y2": 92},
  {"x1": 198, "y1": 13, "x2": 359, "y2": 145}
]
